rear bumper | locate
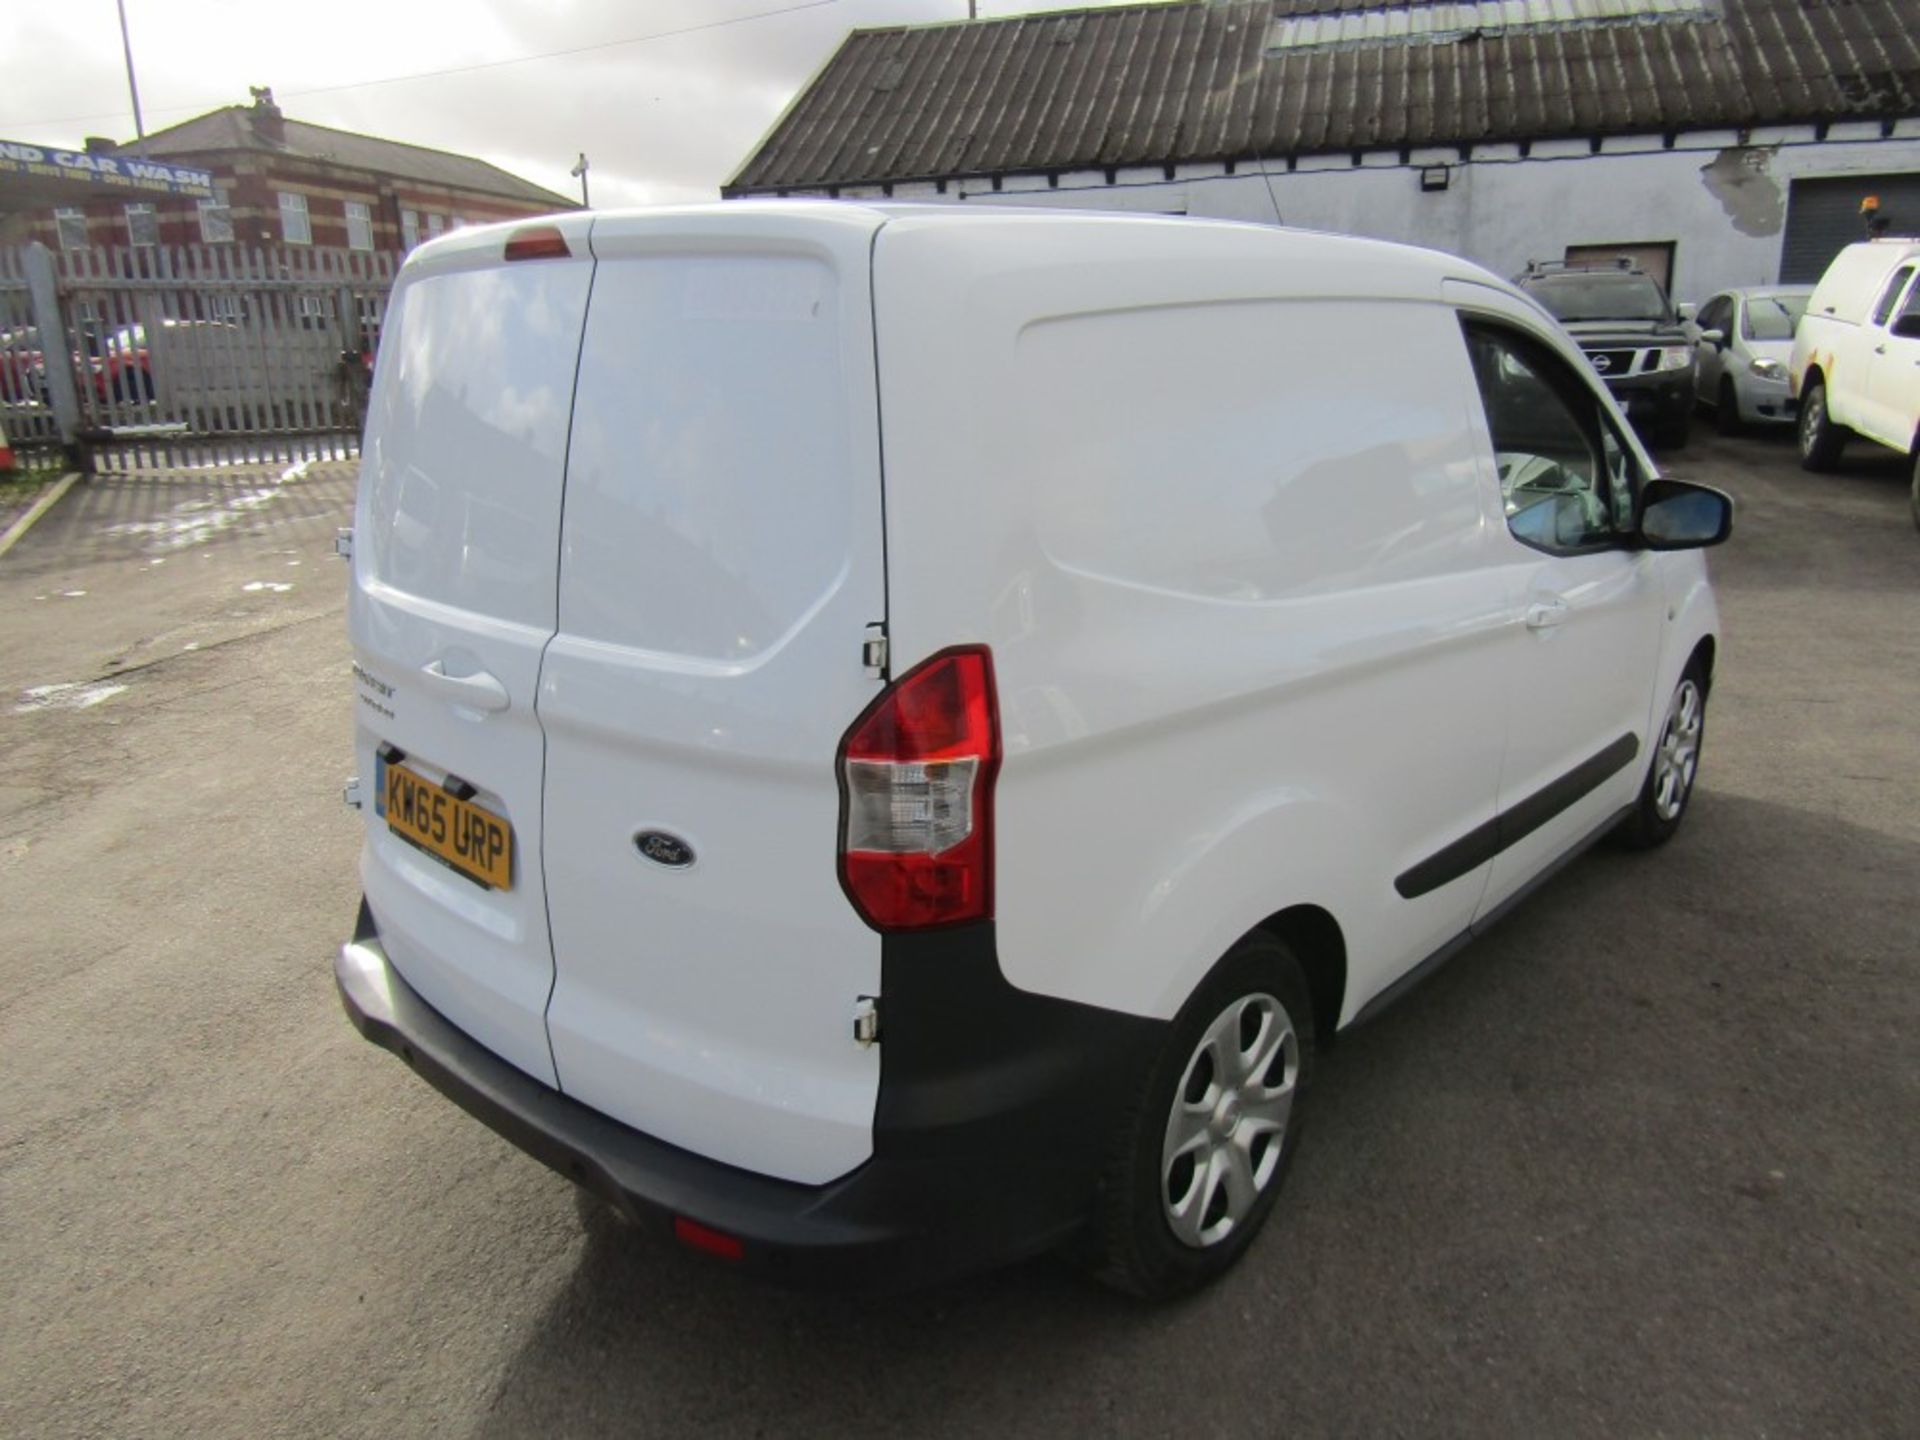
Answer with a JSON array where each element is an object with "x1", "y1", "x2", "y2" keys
[{"x1": 337, "y1": 900, "x2": 1163, "y2": 1290}]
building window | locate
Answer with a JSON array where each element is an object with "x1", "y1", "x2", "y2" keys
[
  {"x1": 208, "y1": 293, "x2": 244, "y2": 322},
  {"x1": 425, "y1": 212, "x2": 445, "y2": 239},
  {"x1": 450, "y1": 215, "x2": 467, "y2": 230},
  {"x1": 125, "y1": 204, "x2": 158, "y2": 247},
  {"x1": 345, "y1": 200, "x2": 374, "y2": 252},
  {"x1": 278, "y1": 191, "x2": 311, "y2": 245},
  {"x1": 54, "y1": 208, "x2": 88, "y2": 250},
  {"x1": 400, "y1": 209, "x2": 420, "y2": 249},
  {"x1": 198, "y1": 189, "x2": 234, "y2": 244}
]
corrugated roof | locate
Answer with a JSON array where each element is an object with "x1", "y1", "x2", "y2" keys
[
  {"x1": 725, "y1": 0, "x2": 1920, "y2": 194},
  {"x1": 125, "y1": 106, "x2": 576, "y2": 208}
]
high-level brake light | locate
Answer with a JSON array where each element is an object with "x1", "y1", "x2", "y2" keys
[
  {"x1": 837, "y1": 646, "x2": 1000, "y2": 931},
  {"x1": 503, "y1": 225, "x2": 570, "y2": 262}
]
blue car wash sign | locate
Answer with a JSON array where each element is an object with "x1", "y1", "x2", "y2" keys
[{"x1": 0, "y1": 140, "x2": 214, "y2": 199}]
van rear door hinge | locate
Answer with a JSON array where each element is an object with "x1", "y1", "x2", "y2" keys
[
  {"x1": 853, "y1": 996, "x2": 881, "y2": 1048},
  {"x1": 861, "y1": 622, "x2": 888, "y2": 677},
  {"x1": 334, "y1": 527, "x2": 353, "y2": 561}
]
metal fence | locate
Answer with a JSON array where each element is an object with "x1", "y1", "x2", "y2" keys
[{"x1": 1, "y1": 241, "x2": 396, "y2": 472}]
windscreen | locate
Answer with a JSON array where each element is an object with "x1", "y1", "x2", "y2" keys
[
  {"x1": 1527, "y1": 274, "x2": 1668, "y2": 323},
  {"x1": 1743, "y1": 294, "x2": 1807, "y2": 341}
]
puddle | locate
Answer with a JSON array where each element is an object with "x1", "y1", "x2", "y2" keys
[
  {"x1": 102, "y1": 462, "x2": 310, "y2": 554},
  {"x1": 14, "y1": 682, "x2": 128, "y2": 714}
]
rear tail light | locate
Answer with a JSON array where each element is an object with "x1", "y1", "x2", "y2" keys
[
  {"x1": 673, "y1": 1216, "x2": 744, "y2": 1262},
  {"x1": 837, "y1": 646, "x2": 1000, "y2": 931},
  {"x1": 503, "y1": 225, "x2": 570, "y2": 262}
]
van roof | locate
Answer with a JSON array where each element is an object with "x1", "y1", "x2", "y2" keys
[{"x1": 441, "y1": 199, "x2": 1504, "y2": 306}]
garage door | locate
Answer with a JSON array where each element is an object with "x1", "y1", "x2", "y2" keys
[{"x1": 1781, "y1": 173, "x2": 1920, "y2": 283}]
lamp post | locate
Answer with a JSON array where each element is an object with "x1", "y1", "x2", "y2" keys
[
  {"x1": 570, "y1": 153, "x2": 590, "y2": 209},
  {"x1": 115, "y1": 0, "x2": 147, "y2": 155}
]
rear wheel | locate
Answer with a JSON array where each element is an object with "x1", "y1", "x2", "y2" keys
[
  {"x1": 1615, "y1": 664, "x2": 1707, "y2": 850},
  {"x1": 1715, "y1": 379, "x2": 1744, "y2": 436},
  {"x1": 1082, "y1": 933, "x2": 1313, "y2": 1300},
  {"x1": 1798, "y1": 377, "x2": 1848, "y2": 471}
]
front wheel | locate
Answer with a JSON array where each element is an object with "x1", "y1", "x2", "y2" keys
[
  {"x1": 1798, "y1": 378, "x2": 1848, "y2": 471},
  {"x1": 1615, "y1": 666, "x2": 1708, "y2": 850},
  {"x1": 1081, "y1": 933, "x2": 1313, "y2": 1300}
]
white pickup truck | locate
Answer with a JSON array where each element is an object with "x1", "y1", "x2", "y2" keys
[{"x1": 1790, "y1": 238, "x2": 1920, "y2": 528}]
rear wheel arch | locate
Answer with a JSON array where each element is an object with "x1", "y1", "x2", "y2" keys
[{"x1": 1252, "y1": 904, "x2": 1347, "y2": 1041}]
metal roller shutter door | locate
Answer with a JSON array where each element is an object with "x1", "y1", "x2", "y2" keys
[{"x1": 1781, "y1": 174, "x2": 1920, "y2": 283}]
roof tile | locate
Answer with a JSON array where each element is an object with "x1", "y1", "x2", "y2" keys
[{"x1": 727, "y1": 0, "x2": 1920, "y2": 193}]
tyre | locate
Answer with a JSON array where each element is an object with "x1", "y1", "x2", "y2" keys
[
  {"x1": 1715, "y1": 379, "x2": 1744, "y2": 437},
  {"x1": 1082, "y1": 933, "x2": 1313, "y2": 1300},
  {"x1": 1798, "y1": 377, "x2": 1848, "y2": 471},
  {"x1": 1614, "y1": 663, "x2": 1708, "y2": 850}
]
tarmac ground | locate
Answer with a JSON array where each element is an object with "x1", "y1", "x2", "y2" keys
[{"x1": 0, "y1": 432, "x2": 1914, "y2": 1438}]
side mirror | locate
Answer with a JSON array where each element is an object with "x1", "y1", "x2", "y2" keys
[
  {"x1": 1892, "y1": 313, "x2": 1920, "y2": 340},
  {"x1": 1699, "y1": 328, "x2": 1726, "y2": 348},
  {"x1": 1640, "y1": 478, "x2": 1733, "y2": 550},
  {"x1": 1677, "y1": 302, "x2": 1697, "y2": 323}
]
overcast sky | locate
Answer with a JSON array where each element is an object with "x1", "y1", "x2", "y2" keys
[{"x1": 1, "y1": 1, "x2": 1167, "y2": 207}]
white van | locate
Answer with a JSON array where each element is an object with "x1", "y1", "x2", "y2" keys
[
  {"x1": 1791, "y1": 238, "x2": 1920, "y2": 508},
  {"x1": 337, "y1": 203, "x2": 1730, "y2": 1298}
]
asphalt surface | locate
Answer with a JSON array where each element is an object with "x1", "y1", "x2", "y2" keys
[{"x1": 1, "y1": 433, "x2": 1915, "y2": 1438}]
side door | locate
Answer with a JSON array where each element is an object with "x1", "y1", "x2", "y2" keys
[
  {"x1": 1459, "y1": 319, "x2": 1667, "y2": 920},
  {"x1": 1862, "y1": 267, "x2": 1920, "y2": 451}
]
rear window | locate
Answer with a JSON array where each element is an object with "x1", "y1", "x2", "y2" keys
[
  {"x1": 1525, "y1": 274, "x2": 1668, "y2": 323},
  {"x1": 557, "y1": 254, "x2": 859, "y2": 661},
  {"x1": 1742, "y1": 293, "x2": 1807, "y2": 342},
  {"x1": 361, "y1": 260, "x2": 593, "y2": 627}
]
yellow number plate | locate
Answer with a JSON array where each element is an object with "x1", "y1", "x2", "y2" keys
[{"x1": 381, "y1": 760, "x2": 514, "y2": 891}]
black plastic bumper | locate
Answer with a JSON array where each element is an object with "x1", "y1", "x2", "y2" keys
[{"x1": 336, "y1": 900, "x2": 1164, "y2": 1290}]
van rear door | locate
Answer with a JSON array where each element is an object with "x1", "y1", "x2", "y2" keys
[
  {"x1": 539, "y1": 208, "x2": 889, "y2": 1185},
  {"x1": 349, "y1": 217, "x2": 594, "y2": 1086}
]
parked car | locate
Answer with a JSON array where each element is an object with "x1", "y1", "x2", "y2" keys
[
  {"x1": 0, "y1": 325, "x2": 47, "y2": 406},
  {"x1": 91, "y1": 324, "x2": 155, "y2": 403},
  {"x1": 1690, "y1": 286, "x2": 1813, "y2": 433},
  {"x1": 1791, "y1": 240, "x2": 1920, "y2": 519},
  {"x1": 336, "y1": 206, "x2": 1731, "y2": 1298},
  {"x1": 1514, "y1": 260, "x2": 1696, "y2": 449}
]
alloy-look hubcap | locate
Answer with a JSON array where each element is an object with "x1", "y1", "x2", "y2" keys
[
  {"x1": 1162, "y1": 992, "x2": 1298, "y2": 1249},
  {"x1": 1653, "y1": 678, "x2": 1703, "y2": 823}
]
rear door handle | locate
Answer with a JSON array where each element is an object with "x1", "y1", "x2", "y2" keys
[
  {"x1": 1524, "y1": 598, "x2": 1570, "y2": 631},
  {"x1": 419, "y1": 660, "x2": 509, "y2": 712}
]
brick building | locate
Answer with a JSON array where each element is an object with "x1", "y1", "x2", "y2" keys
[{"x1": 24, "y1": 88, "x2": 576, "y2": 255}]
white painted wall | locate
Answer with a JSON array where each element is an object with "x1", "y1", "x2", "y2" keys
[{"x1": 827, "y1": 121, "x2": 1920, "y2": 305}]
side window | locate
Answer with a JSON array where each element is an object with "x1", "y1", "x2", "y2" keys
[
  {"x1": 1870, "y1": 266, "x2": 1914, "y2": 327},
  {"x1": 1463, "y1": 322, "x2": 1624, "y2": 553},
  {"x1": 1697, "y1": 296, "x2": 1731, "y2": 335},
  {"x1": 1890, "y1": 273, "x2": 1920, "y2": 333}
]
